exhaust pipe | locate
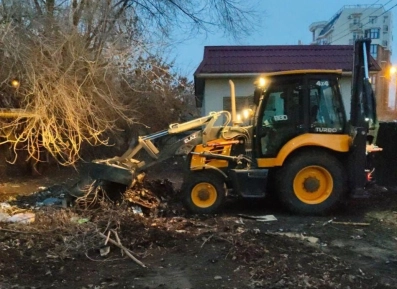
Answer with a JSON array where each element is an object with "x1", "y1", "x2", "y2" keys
[{"x1": 229, "y1": 80, "x2": 239, "y2": 126}]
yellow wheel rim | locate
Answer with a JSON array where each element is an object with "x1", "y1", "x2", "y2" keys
[
  {"x1": 293, "y1": 166, "x2": 333, "y2": 204},
  {"x1": 191, "y1": 182, "x2": 217, "y2": 208}
]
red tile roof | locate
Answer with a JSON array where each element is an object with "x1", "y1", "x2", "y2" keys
[{"x1": 194, "y1": 45, "x2": 381, "y2": 75}]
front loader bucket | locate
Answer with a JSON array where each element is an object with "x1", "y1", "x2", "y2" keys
[
  {"x1": 67, "y1": 163, "x2": 136, "y2": 200},
  {"x1": 87, "y1": 162, "x2": 136, "y2": 186}
]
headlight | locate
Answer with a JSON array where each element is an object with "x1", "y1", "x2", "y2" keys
[
  {"x1": 243, "y1": 109, "x2": 253, "y2": 119},
  {"x1": 257, "y1": 77, "x2": 266, "y2": 88}
]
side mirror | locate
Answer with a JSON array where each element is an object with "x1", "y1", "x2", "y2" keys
[{"x1": 254, "y1": 88, "x2": 262, "y2": 106}]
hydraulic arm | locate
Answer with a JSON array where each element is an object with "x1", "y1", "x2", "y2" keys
[{"x1": 87, "y1": 110, "x2": 233, "y2": 186}]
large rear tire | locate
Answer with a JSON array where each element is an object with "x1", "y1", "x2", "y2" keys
[
  {"x1": 276, "y1": 151, "x2": 347, "y2": 214},
  {"x1": 181, "y1": 171, "x2": 226, "y2": 214}
]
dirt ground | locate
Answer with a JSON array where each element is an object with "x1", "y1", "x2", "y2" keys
[{"x1": 0, "y1": 160, "x2": 397, "y2": 289}]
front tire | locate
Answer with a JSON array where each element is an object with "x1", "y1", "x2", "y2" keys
[
  {"x1": 277, "y1": 151, "x2": 347, "y2": 214},
  {"x1": 181, "y1": 171, "x2": 226, "y2": 214}
]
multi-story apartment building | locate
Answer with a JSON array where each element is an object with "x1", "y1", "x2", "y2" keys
[{"x1": 309, "y1": 4, "x2": 394, "y2": 120}]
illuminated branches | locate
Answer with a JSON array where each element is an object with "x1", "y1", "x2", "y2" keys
[{"x1": 0, "y1": 0, "x2": 258, "y2": 166}]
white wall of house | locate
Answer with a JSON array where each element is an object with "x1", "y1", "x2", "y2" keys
[
  {"x1": 202, "y1": 76, "x2": 354, "y2": 120},
  {"x1": 203, "y1": 77, "x2": 256, "y2": 115}
]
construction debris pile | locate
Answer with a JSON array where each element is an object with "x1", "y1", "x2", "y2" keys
[{"x1": 0, "y1": 174, "x2": 181, "y2": 226}]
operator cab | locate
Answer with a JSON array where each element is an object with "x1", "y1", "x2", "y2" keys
[{"x1": 253, "y1": 71, "x2": 346, "y2": 158}]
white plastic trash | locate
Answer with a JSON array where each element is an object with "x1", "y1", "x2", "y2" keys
[
  {"x1": 0, "y1": 212, "x2": 10, "y2": 222},
  {"x1": 0, "y1": 202, "x2": 11, "y2": 210},
  {"x1": 6, "y1": 212, "x2": 36, "y2": 224}
]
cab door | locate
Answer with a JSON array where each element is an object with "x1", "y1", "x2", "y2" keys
[{"x1": 255, "y1": 76, "x2": 308, "y2": 158}]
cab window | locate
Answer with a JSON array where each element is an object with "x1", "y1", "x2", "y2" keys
[
  {"x1": 258, "y1": 78, "x2": 304, "y2": 157},
  {"x1": 309, "y1": 79, "x2": 345, "y2": 133}
]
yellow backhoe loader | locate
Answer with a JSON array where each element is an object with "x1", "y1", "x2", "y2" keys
[{"x1": 74, "y1": 39, "x2": 378, "y2": 215}]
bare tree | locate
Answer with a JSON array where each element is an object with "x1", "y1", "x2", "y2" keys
[
  {"x1": 128, "y1": 0, "x2": 259, "y2": 40},
  {"x1": 0, "y1": 0, "x2": 260, "y2": 167},
  {"x1": 129, "y1": 55, "x2": 196, "y2": 132}
]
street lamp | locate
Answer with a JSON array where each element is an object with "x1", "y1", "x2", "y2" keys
[{"x1": 388, "y1": 66, "x2": 397, "y2": 112}]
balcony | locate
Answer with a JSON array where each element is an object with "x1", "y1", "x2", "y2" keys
[{"x1": 349, "y1": 23, "x2": 363, "y2": 30}]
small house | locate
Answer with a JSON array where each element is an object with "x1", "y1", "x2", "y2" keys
[{"x1": 194, "y1": 45, "x2": 381, "y2": 118}]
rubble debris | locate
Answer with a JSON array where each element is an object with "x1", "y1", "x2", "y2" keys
[
  {"x1": 351, "y1": 235, "x2": 363, "y2": 240},
  {"x1": 69, "y1": 217, "x2": 90, "y2": 224},
  {"x1": 272, "y1": 232, "x2": 319, "y2": 244},
  {"x1": 332, "y1": 221, "x2": 370, "y2": 226},
  {"x1": 99, "y1": 246, "x2": 111, "y2": 257},
  {"x1": 36, "y1": 197, "x2": 63, "y2": 207},
  {"x1": 5, "y1": 212, "x2": 35, "y2": 224},
  {"x1": 234, "y1": 217, "x2": 244, "y2": 224},
  {"x1": 214, "y1": 276, "x2": 222, "y2": 280},
  {"x1": 0, "y1": 202, "x2": 11, "y2": 210},
  {"x1": 123, "y1": 177, "x2": 177, "y2": 211},
  {"x1": 131, "y1": 206, "x2": 143, "y2": 216},
  {"x1": 238, "y1": 214, "x2": 277, "y2": 222},
  {"x1": 323, "y1": 219, "x2": 370, "y2": 226},
  {"x1": 67, "y1": 174, "x2": 177, "y2": 215},
  {"x1": 252, "y1": 228, "x2": 261, "y2": 234},
  {"x1": 7, "y1": 185, "x2": 69, "y2": 208},
  {"x1": 0, "y1": 202, "x2": 36, "y2": 224},
  {"x1": 323, "y1": 218, "x2": 335, "y2": 226},
  {"x1": 124, "y1": 187, "x2": 160, "y2": 209},
  {"x1": 0, "y1": 212, "x2": 10, "y2": 222}
]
